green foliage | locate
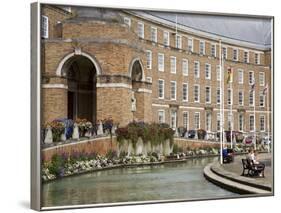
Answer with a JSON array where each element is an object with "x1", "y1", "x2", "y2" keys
[
  {"x1": 106, "y1": 150, "x2": 117, "y2": 160},
  {"x1": 48, "y1": 154, "x2": 65, "y2": 177}
]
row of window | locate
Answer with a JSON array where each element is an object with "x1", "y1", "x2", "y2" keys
[
  {"x1": 157, "y1": 80, "x2": 266, "y2": 107},
  {"x1": 158, "y1": 110, "x2": 267, "y2": 132},
  {"x1": 124, "y1": 16, "x2": 262, "y2": 65},
  {"x1": 146, "y1": 52, "x2": 265, "y2": 85}
]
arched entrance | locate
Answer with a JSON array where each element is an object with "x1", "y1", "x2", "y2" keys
[{"x1": 61, "y1": 55, "x2": 97, "y2": 123}]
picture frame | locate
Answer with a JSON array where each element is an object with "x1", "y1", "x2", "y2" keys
[{"x1": 31, "y1": 1, "x2": 274, "y2": 210}]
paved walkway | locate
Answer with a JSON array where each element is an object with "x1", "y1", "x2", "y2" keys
[{"x1": 221, "y1": 152, "x2": 273, "y2": 188}]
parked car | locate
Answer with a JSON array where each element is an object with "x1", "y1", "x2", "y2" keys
[
  {"x1": 245, "y1": 136, "x2": 253, "y2": 144},
  {"x1": 187, "y1": 130, "x2": 196, "y2": 139}
]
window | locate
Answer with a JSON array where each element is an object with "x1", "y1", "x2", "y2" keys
[
  {"x1": 182, "y1": 83, "x2": 188, "y2": 102},
  {"x1": 150, "y1": 27, "x2": 157, "y2": 42},
  {"x1": 255, "y1": 53, "x2": 260, "y2": 64},
  {"x1": 158, "y1": 53, "x2": 164, "y2": 71},
  {"x1": 124, "y1": 17, "x2": 131, "y2": 27},
  {"x1": 158, "y1": 110, "x2": 165, "y2": 123},
  {"x1": 260, "y1": 93, "x2": 265, "y2": 107},
  {"x1": 249, "y1": 92, "x2": 254, "y2": 106},
  {"x1": 227, "y1": 113, "x2": 232, "y2": 130},
  {"x1": 205, "y1": 63, "x2": 211, "y2": 79},
  {"x1": 163, "y1": 31, "x2": 170, "y2": 46},
  {"x1": 199, "y1": 40, "x2": 205, "y2": 55},
  {"x1": 227, "y1": 89, "x2": 232, "y2": 105},
  {"x1": 238, "y1": 69, "x2": 244, "y2": 84},
  {"x1": 217, "y1": 113, "x2": 221, "y2": 131},
  {"x1": 249, "y1": 71, "x2": 254, "y2": 85},
  {"x1": 170, "y1": 56, "x2": 177, "y2": 73},
  {"x1": 187, "y1": 38, "x2": 193, "y2": 52},
  {"x1": 233, "y1": 49, "x2": 238, "y2": 61},
  {"x1": 137, "y1": 22, "x2": 144, "y2": 38},
  {"x1": 41, "y1": 15, "x2": 49, "y2": 38},
  {"x1": 238, "y1": 90, "x2": 244, "y2": 106},
  {"x1": 146, "y1": 50, "x2": 152, "y2": 69},
  {"x1": 158, "y1": 79, "x2": 164, "y2": 99},
  {"x1": 170, "y1": 81, "x2": 177, "y2": 100},
  {"x1": 216, "y1": 88, "x2": 221, "y2": 104},
  {"x1": 194, "y1": 112, "x2": 200, "y2": 129},
  {"x1": 249, "y1": 115, "x2": 255, "y2": 131},
  {"x1": 194, "y1": 61, "x2": 200, "y2": 78},
  {"x1": 182, "y1": 59, "x2": 188, "y2": 76},
  {"x1": 175, "y1": 34, "x2": 182, "y2": 49},
  {"x1": 171, "y1": 111, "x2": 177, "y2": 130},
  {"x1": 183, "y1": 112, "x2": 189, "y2": 129},
  {"x1": 216, "y1": 65, "x2": 221, "y2": 81},
  {"x1": 259, "y1": 72, "x2": 265, "y2": 86},
  {"x1": 211, "y1": 44, "x2": 216, "y2": 57},
  {"x1": 260, "y1": 115, "x2": 265, "y2": 131},
  {"x1": 194, "y1": 85, "x2": 200, "y2": 103},
  {"x1": 244, "y1": 51, "x2": 249, "y2": 63},
  {"x1": 239, "y1": 114, "x2": 244, "y2": 131},
  {"x1": 222, "y1": 47, "x2": 227, "y2": 59},
  {"x1": 206, "y1": 112, "x2": 212, "y2": 131},
  {"x1": 205, "y1": 86, "x2": 211, "y2": 103}
]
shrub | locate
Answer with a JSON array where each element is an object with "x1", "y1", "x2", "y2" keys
[
  {"x1": 48, "y1": 154, "x2": 66, "y2": 177},
  {"x1": 106, "y1": 150, "x2": 118, "y2": 160}
]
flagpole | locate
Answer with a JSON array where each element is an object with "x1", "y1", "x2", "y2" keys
[
  {"x1": 230, "y1": 72, "x2": 233, "y2": 149},
  {"x1": 222, "y1": 52, "x2": 225, "y2": 152},
  {"x1": 219, "y1": 39, "x2": 223, "y2": 164},
  {"x1": 266, "y1": 86, "x2": 270, "y2": 152}
]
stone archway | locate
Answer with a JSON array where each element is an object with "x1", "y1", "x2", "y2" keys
[{"x1": 60, "y1": 54, "x2": 98, "y2": 123}]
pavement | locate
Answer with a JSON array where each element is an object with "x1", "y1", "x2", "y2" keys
[{"x1": 203, "y1": 152, "x2": 273, "y2": 194}]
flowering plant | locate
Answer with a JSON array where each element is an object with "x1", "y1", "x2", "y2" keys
[{"x1": 45, "y1": 120, "x2": 65, "y2": 142}]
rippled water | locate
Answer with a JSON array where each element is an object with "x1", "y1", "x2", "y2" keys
[{"x1": 42, "y1": 157, "x2": 235, "y2": 207}]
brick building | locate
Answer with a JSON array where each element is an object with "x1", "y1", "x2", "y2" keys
[{"x1": 41, "y1": 5, "x2": 272, "y2": 136}]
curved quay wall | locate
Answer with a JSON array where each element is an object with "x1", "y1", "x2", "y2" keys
[{"x1": 42, "y1": 136, "x2": 221, "y2": 162}]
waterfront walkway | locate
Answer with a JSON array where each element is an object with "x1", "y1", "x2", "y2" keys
[{"x1": 204, "y1": 152, "x2": 273, "y2": 194}]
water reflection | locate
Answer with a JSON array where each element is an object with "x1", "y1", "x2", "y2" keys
[{"x1": 42, "y1": 157, "x2": 234, "y2": 207}]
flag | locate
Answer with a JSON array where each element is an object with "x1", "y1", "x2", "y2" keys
[
  {"x1": 263, "y1": 84, "x2": 268, "y2": 95},
  {"x1": 227, "y1": 67, "x2": 233, "y2": 84}
]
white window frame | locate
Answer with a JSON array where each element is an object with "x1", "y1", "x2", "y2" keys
[
  {"x1": 244, "y1": 51, "x2": 249, "y2": 63},
  {"x1": 238, "y1": 90, "x2": 244, "y2": 106},
  {"x1": 217, "y1": 113, "x2": 221, "y2": 131},
  {"x1": 211, "y1": 43, "x2": 216, "y2": 57},
  {"x1": 249, "y1": 91, "x2": 255, "y2": 106},
  {"x1": 216, "y1": 88, "x2": 221, "y2": 104},
  {"x1": 205, "y1": 63, "x2": 211, "y2": 80},
  {"x1": 170, "y1": 81, "x2": 177, "y2": 100},
  {"x1": 227, "y1": 88, "x2": 233, "y2": 105},
  {"x1": 158, "y1": 110, "x2": 165, "y2": 123},
  {"x1": 163, "y1": 30, "x2": 170, "y2": 46},
  {"x1": 222, "y1": 46, "x2": 227, "y2": 59},
  {"x1": 260, "y1": 115, "x2": 265, "y2": 132},
  {"x1": 183, "y1": 111, "x2": 189, "y2": 130},
  {"x1": 194, "y1": 61, "x2": 200, "y2": 78},
  {"x1": 146, "y1": 50, "x2": 152, "y2": 69},
  {"x1": 259, "y1": 92, "x2": 265, "y2": 107},
  {"x1": 233, "y1": 48, "x2": 238, "y2": 61},
  {"x1": 158, "y1": 79, "x2": 165, "y2": 99},
  {"x1": 137, "y1": 22, "x2": 144, "y2": 39},
  {"x1": 249, "y1": 114, "x2": 255, "y2": 132},
  {"x1": 216, "y1": 65, "x2": 221, "y2": 81},
  {"x1": 239, "y1": 114, "x2": 244, "y2": 132},
  {"x1": 194, "y1": 112, "x2": 200, "y2": 129},
  {"x1": 170, "y1": 56, "x2": 177, "y2": 74},
  {"x1": 175, "y1": 34, "x2": 182, "y2": 49},
  {"x1": 187, "y1": 37, "x2": 193, "y2": 52},
  {"x1": 150, "y1": 26, "x2": 157, "y2": 43},
  {"x1": 158, "y1": 53, "x2": 164, "y2": 72},
  {"x1": 259, "y1": 72, "x2": 265, "y2": 86},
  {"x1": 206, "y1": 112, "x2": 212, "y2": 132},
  {"x1": 199, "y1": 40, "x2": 205, "y2": 55},
  {"x1": 194, "y1": 84, "x2": 200, "y2": 103},
  {"x1": 255, "y1": 53, "x2": 260, "y2": 65},
  {"x1": 41, "y1": 15, "x2": 49, "y2": 38},
  {"x1": 170, "y1": 111, "x2": 177, "y2": 130},
  {"x1": 205, "y1": 86, "x2": 211, "y2": 104},
  {"x1": 238, "y1": 69, "x2": 244, "y2": 84},
  {"x1": 249, "y1": 71, "x2": 254, "y2": 85},
  {"x1": 182, "y1": 59, "x2": 188, "y2": 76},
  {"x1": 182, "y1": 83, "x2": 188, "y2": 102},
  {"x1": 124, "y1": 17, "x2": 131, "y2": 27}
]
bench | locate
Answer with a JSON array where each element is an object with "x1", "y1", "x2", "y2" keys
[{"x1": 241, "y1": 159, "x2": 265, "y2": 177}]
